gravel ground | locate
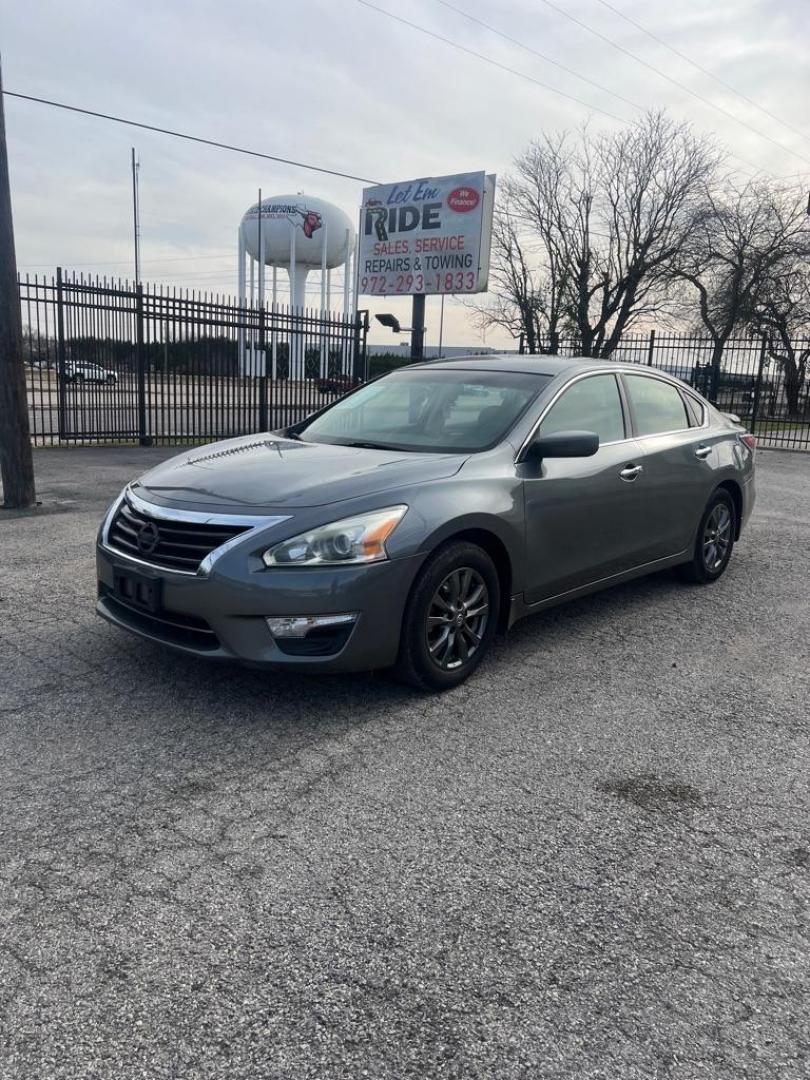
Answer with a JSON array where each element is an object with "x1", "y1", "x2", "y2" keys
[{"x1": 1, "y1": 447, "x2": 808, "y2": 1080}]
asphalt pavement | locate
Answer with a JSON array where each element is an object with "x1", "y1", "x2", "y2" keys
[{"x1": 1, "y1": 447, "x2": 808, "y2": 1079}]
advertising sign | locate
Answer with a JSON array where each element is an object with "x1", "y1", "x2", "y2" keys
[{"x1": 358, "y1": 171, "x2": 495, "y2": 297}]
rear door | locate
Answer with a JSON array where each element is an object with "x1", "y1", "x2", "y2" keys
[
  {"x1": 522, "y1": 373, "x2": 649, "y2": 604},
  {"x1": 620, "y1": 372, "x2": 715, "y2": 559}
]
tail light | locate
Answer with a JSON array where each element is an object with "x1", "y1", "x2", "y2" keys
[{"x1": 740, "y1": 434, "x2": 757, "y2": 452}]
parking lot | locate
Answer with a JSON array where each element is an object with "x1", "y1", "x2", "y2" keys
[{"x1": 1, "y1": 447, "x2": 808, "y2": 1079}]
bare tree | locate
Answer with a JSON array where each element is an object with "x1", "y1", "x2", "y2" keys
[
  {"x1": 750, "y1": 260, "x2": 810, "y2": 417},
  {"x1": 472, "y1": 205, "x2": 570, "y2": 353},
  {"x1": 672, "y1": 180, "x2": 808, "y2": 389},
  {"x1": 499, "y1": 111, "x2": 720, "y2": 356}
]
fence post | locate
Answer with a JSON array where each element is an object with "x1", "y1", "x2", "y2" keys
[
  {"x1": 647, "y1": 329, "x2": 656, "y2": 366},
  {"x1": 750, "y1": 333, "x2": 767, "y2": 435},
  {"x1": 56, "y1": 267, "x2": 67, "y2": 440},
  {"x1": 135, "y1": 282, "x2": 149, "y2": 446}
]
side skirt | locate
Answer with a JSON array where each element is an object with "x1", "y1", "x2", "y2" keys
[{"x1": 506, "y1": 549, "x2": 690, "y2": 629}]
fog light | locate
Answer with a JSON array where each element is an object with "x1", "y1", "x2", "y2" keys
[{"x1": 266, "y1": 613, "x2": 358, "y2": 639}]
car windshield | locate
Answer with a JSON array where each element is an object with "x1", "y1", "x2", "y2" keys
[{"x1": 296, "y1": 368, "x2": 551, "y2": 453}]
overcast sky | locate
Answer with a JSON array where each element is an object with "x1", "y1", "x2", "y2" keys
[{"x1": 2, "y1": 0, "x2": 808, "y2": 349}]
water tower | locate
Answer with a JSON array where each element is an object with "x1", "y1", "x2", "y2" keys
[{"x1": 237, "y1": 193, "x2": 356, "y2": 378}]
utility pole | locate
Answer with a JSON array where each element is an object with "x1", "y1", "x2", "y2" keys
[
  {"x1": 0, "y1": 59, "x2": 36, "y2": 509},
  {"x1": 131, "y1": 147, "x2": 141, "y2": 286}
]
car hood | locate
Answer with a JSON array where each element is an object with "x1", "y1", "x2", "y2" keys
[{"x1": 132, "y1": 434, "x2": 467, "y2": 510}]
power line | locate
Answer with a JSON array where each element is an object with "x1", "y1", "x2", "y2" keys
[
  {"x1": 591, "y1": 0, "x2": 810, "y2": 148},
  {"x1": 535, "y1": 0, "x2": 810, "y2": 168},
  {"x1": 18, "y1": 250, "x2": 237, "y2": 268},
  {"x1": 354, "y1": 0, "x2": 629, "y2": 125},
  {"x1": 355, "y1": 0, "x2": 762, "y2": 178},
  {"x1": 431, "y1": 0, "x2": 641, "y2": 113},
  {"x1": 2, "y1": 90, "x2": 381, "y2": 184}
]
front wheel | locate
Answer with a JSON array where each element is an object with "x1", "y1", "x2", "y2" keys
[
  {"x1": 394, "y1": 541, "x2": 500, "y2": 691},
  {"x1": 676, "y1": 490, "x2": 736, "y2": 585}
]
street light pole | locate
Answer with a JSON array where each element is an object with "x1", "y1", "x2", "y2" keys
[{"x1": 0, "y1": 58, "x2": 36, "y2": 509}]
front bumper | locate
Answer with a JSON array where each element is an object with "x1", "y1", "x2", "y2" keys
[{"x1": 96, "y1": 541, "x2": 424, "y2": 673}]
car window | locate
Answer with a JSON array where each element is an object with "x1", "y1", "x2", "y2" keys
[
  {"x1": 538, "y1": 374, "x2": 625, "y2": 444},
  {"x1": 682, "y1": 392, "x2": 705, "y2": 427},
  {"x1": 624, "y1": 374, "x2": 689, "y2": 436},
  {"x1": 298, "y1": 369, "x2": 552, "y2": 453}
]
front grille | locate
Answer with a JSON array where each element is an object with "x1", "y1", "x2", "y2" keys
[
  {"x1": 99, "y1": 584, "x2": 220, "y2": 651},
  {"x1": 108, "y1": 496, "x2": 249, "y2": 573}
]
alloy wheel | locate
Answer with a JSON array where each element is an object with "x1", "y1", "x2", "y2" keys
[
  {"x1": 703, "y1": 503, "x2": 732, "y2": 571},
  {"x1": 426, "y1": 566, "x2": 490, "y2": 671}
]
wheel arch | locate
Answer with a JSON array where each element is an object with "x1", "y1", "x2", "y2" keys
[
  {"x1": 715, "y1": 479, "x2": 743, "y2": 540},
  {"x1": 421, "y1": 526, "x2": 515, "y2": 633}
]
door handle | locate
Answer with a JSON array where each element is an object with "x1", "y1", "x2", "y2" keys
[
  {"x1": 620, "y1": 464, "x2": 643, "y2": 481},
  {"x1": 695, "y1": 445, "x2": 712, "y2": 460}
]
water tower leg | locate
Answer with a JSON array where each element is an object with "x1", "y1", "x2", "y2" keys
[
  {"x1": 248, "y1": 255, "x2": 255, "y2": 376},
  {"x1": 290, "y1": 266, "x2": 308, "y2": 381},
  {"x1": 271, "y1": 265, "x2": 277, "y2": 380},
  {"x1": 289, "y1": 223, "x2": 304, "y2": 381},
  {"x1": 237, "y1": 227, "x2": 246, "y2": 376},
  {"x1": 341, "y1": 228, "x2": 350, "y2": 376},
  {"x1": 257, "y1": 219, "x2": 265, "y2": 380},
  {"x1": 320, "y1": 222, "x2": 328, "y2": 377}
]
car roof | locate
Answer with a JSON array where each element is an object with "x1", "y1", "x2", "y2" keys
[
  {"x1": 407, "y1": 354, "x2": 631, "y2": 377},
  {"x1": 407, "y1": 353, "x2": 699, "y2": 387}
]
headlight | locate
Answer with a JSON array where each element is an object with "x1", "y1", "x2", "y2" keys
[{"x1": 262, "y1": 506, "x2": 408, "y2": 568}]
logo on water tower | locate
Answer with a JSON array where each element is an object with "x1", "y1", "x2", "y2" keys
[{"x1": 250, "y1": 201, "x2": 323, "y2": 239}]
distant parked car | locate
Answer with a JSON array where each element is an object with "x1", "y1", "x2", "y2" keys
[
  {"x1": 316, "y1": 373, "x2": 359, "y2": 395},
  {"x1": 64, "y1": 361, "x2": 117, "y2": 385}
]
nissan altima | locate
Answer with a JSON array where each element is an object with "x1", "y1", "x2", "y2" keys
[{"x1": 96, "y1": 356, "x2": 756, "y2": 690}]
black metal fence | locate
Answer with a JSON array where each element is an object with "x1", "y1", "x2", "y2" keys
[
  {"x1": 21, "y1": 270, "x2": 368, "y2": 447},
  {"x1": 544, "y1": 331, "x2": 810, "y2": 451},
  {"x1": 21, "y1": 272, "x2": 809, "y2": 451}
]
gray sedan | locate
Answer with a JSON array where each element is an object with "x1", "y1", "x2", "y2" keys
[{"x1": 96, "y1": 356, "x2": 756, "y2": 690}]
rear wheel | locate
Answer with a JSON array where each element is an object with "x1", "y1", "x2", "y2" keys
[
  {"x1": 395, "y1": 542, "x2": 500, "y2": 691},
  {"x1": 676, "y1": 489, "x2": 736, "y2": 584}
]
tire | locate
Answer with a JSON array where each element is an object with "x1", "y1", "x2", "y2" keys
[
  {"x1": 676, "y1": 489, "x2": 736, "y2": 585},
  {"x1": 106, "y1": 374, "x2": 116, "y2": 385},
  {"x1": 394, "y1": 541, "x2": 500, "y2": 691}
]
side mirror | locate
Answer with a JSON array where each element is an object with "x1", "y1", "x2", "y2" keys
[{"x1": 526, "y1": 430, "x2": 600, "y2": 461}]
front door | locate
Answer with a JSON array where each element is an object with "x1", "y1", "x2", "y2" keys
[{"x1": 522, "y1": 373, "x2": 648, "y2": 604}]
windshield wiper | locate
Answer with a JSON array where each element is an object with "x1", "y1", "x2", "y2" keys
[{"x1": 345, "y1": 440, "x2": 412, "y2": 451}]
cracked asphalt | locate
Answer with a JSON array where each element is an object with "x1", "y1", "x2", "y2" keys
[{"x1": 1, "y1": 447, "x2": 808, "y2": 1080}]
